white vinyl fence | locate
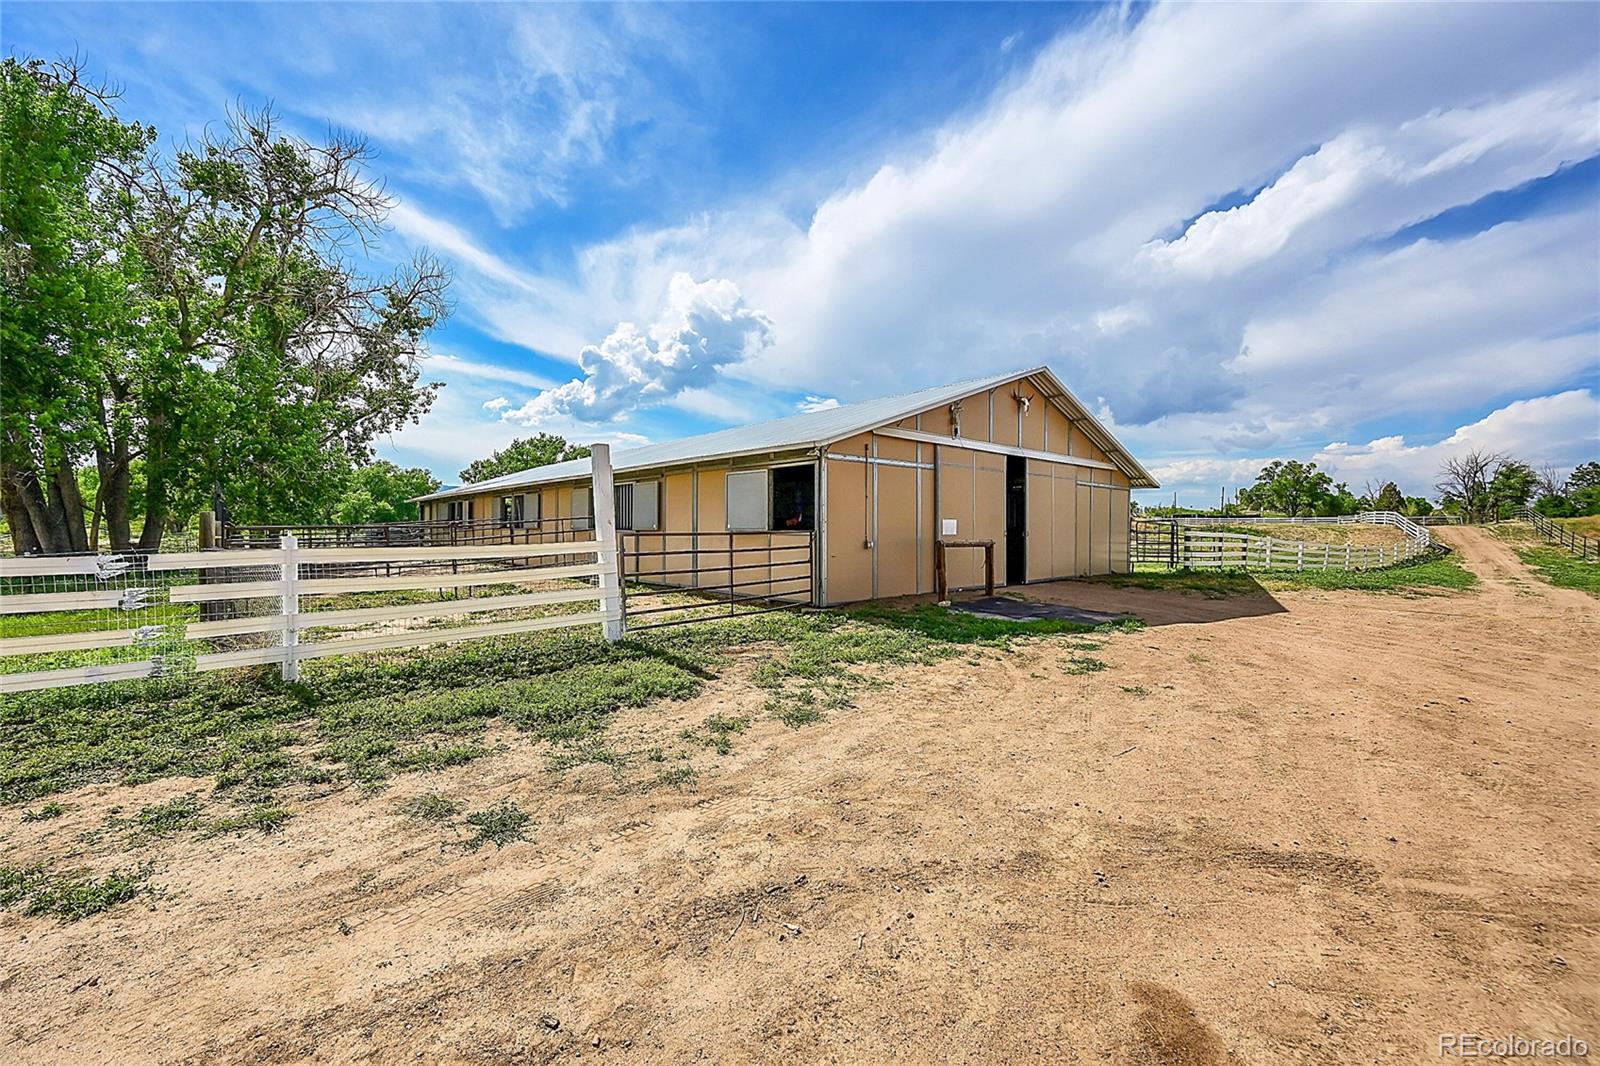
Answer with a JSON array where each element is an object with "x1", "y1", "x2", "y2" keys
[
  {"x1": 1168, "y1": 511, "x2": 1436, "y2": 572},
  {"x1": 0, "y1": 447, "x2": 625, "y2": 695}
]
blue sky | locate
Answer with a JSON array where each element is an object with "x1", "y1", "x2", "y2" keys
[{"x1": 7, "y1": 2, "x2": 1598, "y2": 503}]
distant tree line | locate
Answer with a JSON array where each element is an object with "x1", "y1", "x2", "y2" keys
[
  {"x1": 1141, "y1": 454, "x2": 1599, "y2": 523},
  {"x1": 1, "y1": 56, "x2": 450, "y2": 553}
]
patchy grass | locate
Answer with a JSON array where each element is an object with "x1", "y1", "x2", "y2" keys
[
  {"x1": 652, "y1": 765, "x2": 698, "y2": 791},
  {"x1": 689, "y1": 714, "x2": 751, "y2": 755},
  {"x1": 201, "y1": 805, "x2": 291, "y2": 837},
  {"x1": 400, "y1": 792, "x2": 459, "y2": 823},
  {"x1": 1516, "y1": 547, "x2": 1600, "y2": 598},
  {"x1": 134, "y1": 794, "x2": 204, "y2": 836},
  {"x1": 0, "y1": 862, "x2": 155, "y2": 921},
  {"x1": 464, "y1": 801, "x2": 530, "y2": 850},
  {"x1": 21, "y1": 801, "x2": 67, "y2": 822},
  {"x1": 1, "y1": 603, "x2": 1146, "y2": 824},
  {"x1": 1064, "y1": 656, "x2": 1108, "y2": 676}
]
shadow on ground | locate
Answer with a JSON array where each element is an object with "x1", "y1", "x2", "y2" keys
[{"x1": 959, "y1": 573, "x2": 1289, "y2": 627}]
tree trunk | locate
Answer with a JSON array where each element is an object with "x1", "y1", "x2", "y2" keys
[
  {"x1": 1, "y1": 470, "x2": 43, "y2": 555},
  {"x1": 138, "y1": 463, "x2": 167, "y2": 551},
  {"x1": 51, "y1": 459, "x2": 90, "y2": 553},
  {"x1": 96, "y1": 436, "x2": 133, "y2": 550},
  {"x1": 11, "y1": 465, "x2": 71, "y2": 554}
]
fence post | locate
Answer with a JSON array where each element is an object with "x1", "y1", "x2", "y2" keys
[
  {"x1": 280, "y1": 533, "x2": 300, "y2": 682},
  {"x1": 590, "y1": 443, "x2": 624, "y2": 642}
]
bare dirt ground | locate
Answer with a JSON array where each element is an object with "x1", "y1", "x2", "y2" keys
[{"x1": 4, "y1": 527, "x2": 1596, "y2": 1064}]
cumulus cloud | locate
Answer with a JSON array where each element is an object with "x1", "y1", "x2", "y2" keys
[
  {"x1": 383, "y1": 3, "x2": 1599, "y2": 501},
  {"x1": 798, "y1": 395, "x2": 841, "y2": 413},
  {"x1": 503, "y1": 275, "x2": 774, "y2": 425},
  {"x1": 482, "y1": 396, "x2": 509, "y2": 411},
  {"x1": 1151, "y1": 390, "x2": 1600, "y2": 500}
]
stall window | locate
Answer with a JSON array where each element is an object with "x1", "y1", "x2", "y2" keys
[
  {"x1": 770, "y1": 466, "x2": 815, "y2": 531},
  {"x1": 499, "y1": 494, "x2": 525, "y2": 527},
  {"x1": 616, "y1": 481, "x2": 660, "y2": 531},
  {"x1": 572, "y1": 486, "x2": 593, "y2": 531},
  {"x1": 727, "y1": 470, "x2": 768, "y2": 531}
]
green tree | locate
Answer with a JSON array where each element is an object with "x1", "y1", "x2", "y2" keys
[
  {"x1": 460, "y1": 434, "x2": 589, "y2": 484},
  {"x1": 2, "y1": 57, "x2": 450, "y2": 553},
  {"x1": 1569, "y1": 461, "x2": 1600, "y2": 491},
  {"x1": 1488, "y1": 460, "x2": 1537, "y2": 518},
  {"x1": 1240, "y1": 460, "x2": 1335, "y2": 518},
  {"x1": 1374, "y1": 481, "x2": 1406, "y2": 512},
  {"x1": 330, "y1": 461, "x2": 440, "y2": 523},
  {"x1": 0, "y1": 58, "x2": 151, "y2": 553},
  {"x1": 1403, "y1": 496, "x2": 1434, "y2": 517}
]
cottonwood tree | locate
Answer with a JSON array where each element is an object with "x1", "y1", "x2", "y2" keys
[
  {"x1": 1487, "y1": 460, "x2": 1537, "y2": 519},
  {"x1": 1435, "y1": 450, "x2": 1501, "y2": 523},
  {"x1": 2, "y1": 56, "x2": 451, "y2": 552},
  {"x1": 1239, "y1": 460, "x2": 1334, "y2": 518},
  {"x1": 0, "y1": 58, "x2": 151, "y2": 554},
  {"x1": 459, "y1": 434, "x2": 590, "y2": 484}
]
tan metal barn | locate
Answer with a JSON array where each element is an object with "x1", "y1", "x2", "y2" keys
[{"x1": 415, "y1": 367, "x2": 1158, "y2": 605}]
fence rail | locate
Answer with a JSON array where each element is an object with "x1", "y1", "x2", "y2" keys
[
  {"x1": 618, "y1": 530, "x2": 815, "y2": 630},
  {"x1": 1134, "y1": 511, "x2": 1436, "y2": 572},
  {"x1": 0, "y1": 445, "x2": 629, "y2": 694},
  {"x1": 1510, "y1": 507, "x2": 1599, "y2": 560}
]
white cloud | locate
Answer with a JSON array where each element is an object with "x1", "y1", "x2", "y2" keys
[
  {"x1": 482, "y1": 396, "x2": 509, "y2": 412},
  {"x1": 502, "y1": 275, "x2": 774, "y2": 425},
  {"x1": 419, "y1": 353, "x2": 554, "y2": 390},
  {"x1": 1148, "y1": 390, "x2": 1600, "y2": 501},
  {"x1": 383, "y1": 2, "x2": 1599, "y2": 499},
  {"x1": 798, "y1": 395, "x2": 841, "y2": 413},
  {"x1": 1144, "y1": 75, "x2": 1599, "y2": 279}
]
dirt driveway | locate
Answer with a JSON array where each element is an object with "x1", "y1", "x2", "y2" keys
[{"x1": 4, "y1": 530, "x2": 1596, "y2": 1064}]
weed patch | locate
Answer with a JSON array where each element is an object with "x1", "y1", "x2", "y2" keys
[
  {"x1": 0, "y1": 862, "x2": 155, "y2": 921},
  {"x1": 465, "y1": 801, "x2": 530, "y2": 849},
  {"x1": 135, "y1": 794, "x2": 203, "y2": 836},
  {"x1": 201, "y1": 805, "x2": 290, "y2": 837},
  {"x1": 1064, "y1": 656, "x2": 1108, "y2": 676},
  {"x1": 400, "y1": 792, "x2": 459, "y2": 823},
  {"x1": 21, "y1": 801, "x2": 67, "y2": 822}
]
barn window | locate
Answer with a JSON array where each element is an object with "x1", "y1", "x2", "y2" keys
[
  {"x1": 770, "y1": 466, "x2": 815, "y2": 531},
  {"x1": 727, "y1": 470, "x2": 769, "y2": 531},
  {"x1": 616, "y1": 481, "x2": 660, "y2": 531},
  {"x1": 728, "y1": 467, "x2": 815, "y2": 532},
  {"x1": 499, "y1": 494, "x2": 525, "y2": 527},
  {"x1": 572, "y1": 486, "x2": 593, "y2": 531}
]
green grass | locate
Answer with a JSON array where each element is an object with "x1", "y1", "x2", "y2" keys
[
  {"x1": 0, "y1": 862, "x2": 155, "y2": 921},
  {"x1": 21, "y1": 801, "x2": 67, "y2": 822},
  {"x1": 464, "y1": 801, "x2": 530, "y2": 849},
  {"x1": 1104, "y1": 553, "x2": 1477, "y2": 596},
  {"x1": 846, "y1": 602, "x2": 1139, "y2": 646},
  {"x1": 400, "y1": 792, "x2": 459, "y2": 823},
  {"x1": 1064, "y1": 656, "x2": 1107, "y2": 675},
  {"x1": 1516, "y1": 547, "x2": 1600, "y2": 598},
  {"x1": 200, "y1": 804, "x2": 290, "y2": 837},
  {"x1": 134, "y1": 794, "x2": 204, "y2": 835}
]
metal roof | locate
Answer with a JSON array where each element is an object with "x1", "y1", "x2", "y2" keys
[{"x1": 416, "y1": 366, "x2": 1157, "y2": 501}]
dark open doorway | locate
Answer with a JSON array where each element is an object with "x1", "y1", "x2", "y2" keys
[{"x1": 1005, "y1": 455, "x2": 1026, "y2": 585}]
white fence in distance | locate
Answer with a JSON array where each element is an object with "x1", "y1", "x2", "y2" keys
[
  {"x1": 0, "y1": 446, "x2": 625, "y2": 695},
  {"x1": 1166, "y1": 511, "x2": 1436, "y2": 572}
]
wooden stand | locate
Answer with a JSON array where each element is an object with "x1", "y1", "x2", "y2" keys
[{"x1": 934, "y1": 539, "x2": 995, "y2": 601}]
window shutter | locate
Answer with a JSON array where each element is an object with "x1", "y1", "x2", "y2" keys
[
  {"x1": 614, "y1": 483, "x2": 635, "y2": 531},
  {"x1": 727, "y1": 470, "x2": 769, "y2": 531},
  {"x1": 635, "y1": 481, "x2": 659, "y2": 530}
]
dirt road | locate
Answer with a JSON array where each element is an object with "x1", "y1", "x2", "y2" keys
[{"x1": 4, "y1": 531, "x2": 1596, "y2": 1063}]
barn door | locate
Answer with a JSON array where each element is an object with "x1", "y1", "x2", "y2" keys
[{"x1": 1005, "y1": 455, "x2": 1027, "y2": 585}]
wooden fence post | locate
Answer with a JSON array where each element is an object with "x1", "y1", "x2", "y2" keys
[
  {"x1": 281, "y1": 533, "x2": 300, "y2": 682},
  {"x1": 590, "y1": 444, "x2": 624, "y2": 642}
]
